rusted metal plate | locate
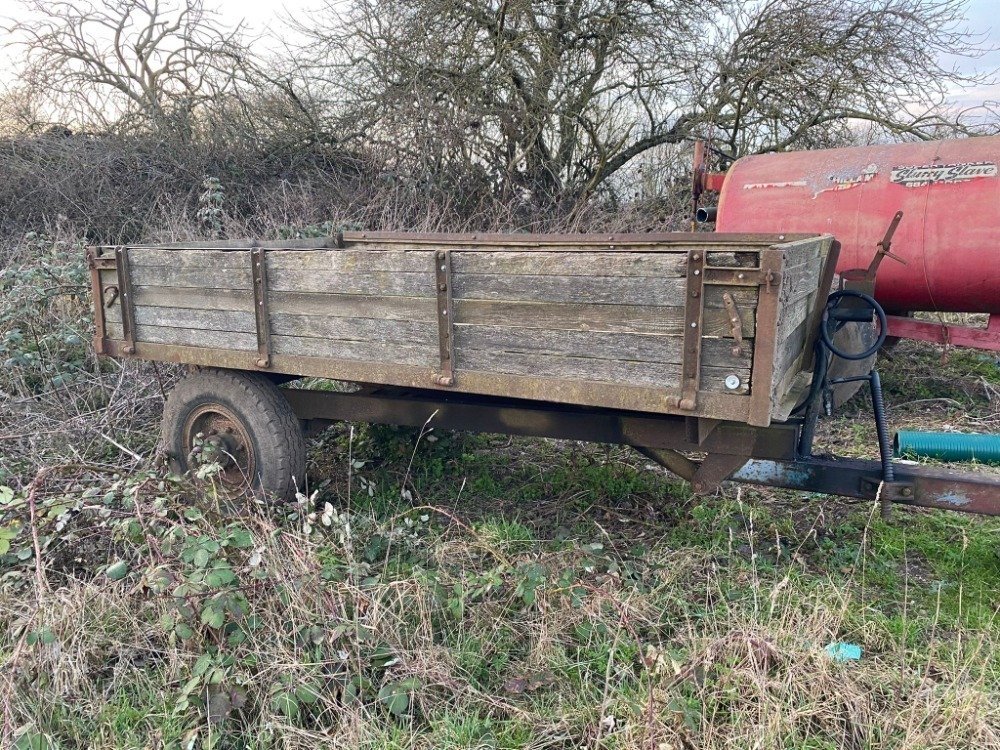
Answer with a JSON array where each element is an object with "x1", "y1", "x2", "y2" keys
[
  {"x1": 434, "y1": 250, "x2": 455, "y2": 386},
  {"x1": 251, "y1": 246, "x2": 272, "y2": 368},
  {"x1": 746, "y1": 249, "x2": 784, "y2": 426},
  {"x1": 114, "y1": 247, "x2": 137, "y2": 355},
  {"x1": 732, "y1": 457, "x2": 1000, "y2": 515},
  {"x1": 678, "y1": 249, "x2": 706, "y2": 410}
]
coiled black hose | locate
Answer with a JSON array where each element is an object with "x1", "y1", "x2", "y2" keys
[{"x1": 800, "y1": 289, "x2": 894, "y2": 489}]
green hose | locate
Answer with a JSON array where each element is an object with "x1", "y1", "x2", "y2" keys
[{"x1": 893, "y1": 431, "x2": 1000, "y2": 464}]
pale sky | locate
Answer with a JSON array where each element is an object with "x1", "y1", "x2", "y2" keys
[
  {"x1": 2, "y1": 0, "x2": 999, "y2": 109},
  {"x1": 214, "y1": 0, "x2": 1000, "y2": 106}
]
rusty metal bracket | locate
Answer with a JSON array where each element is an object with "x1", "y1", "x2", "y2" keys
[
  {"x1": 114, "y1": 247, "x2": 137, "y2": 355},
  {"x1": 841, "y1": 211, "x2": 906, "y2": 297},
  {"x1": 703, "y1": 267, "x2": 780, "y2": 286},
  {"x1": 746, "y1": 250, "x2": 785, "y2": 427},
  {"x1": 434, "y1": 250, "x2": 455, "y2": 386},
  {"x1": 722, "y1": 292, "x2": 744, "y2": 356},
  {"x1": 251, "y1": 246, "x2": 272, "y2": 368},
  {"x1": 678, "y1": 250, "x2": 706, "y2": 410}
]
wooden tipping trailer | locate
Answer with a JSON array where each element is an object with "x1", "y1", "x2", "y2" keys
[{"x1": 86, "y1": 231, "x2": 1000, "y2": 514}]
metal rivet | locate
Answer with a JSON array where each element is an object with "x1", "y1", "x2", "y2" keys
[
  {"x1": 693, "y1": 269, "x2": 700, "y2": 276},
  {"x1": 738, "y1": 273, "x2": 745, "y2": 280},
  {"x1": 692, "y1": 253, "x2": 701, "y2": 261},
  {"x1": 690, "y1": 322, "x2": 697, "y2": 328},
  {"x1": 725, "y1": 375, "x2": 741, "y2": 390}
]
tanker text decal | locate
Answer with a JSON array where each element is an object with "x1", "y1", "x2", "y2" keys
[{"x1": 890, "y1": 161, "x2": 997, "y2": 188}]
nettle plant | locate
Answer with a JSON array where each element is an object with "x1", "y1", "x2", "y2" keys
[{"x1": 0, "y1": 232, "x2": 92, "y2": 395}]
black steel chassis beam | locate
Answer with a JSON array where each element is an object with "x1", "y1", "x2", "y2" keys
[{"x1": 281, "y1": 386, "x2": 1000, "y2": 516}]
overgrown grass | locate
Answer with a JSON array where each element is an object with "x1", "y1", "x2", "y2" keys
[{"x1": 2, "y1": 416, "x2": 999, "y2": 748}]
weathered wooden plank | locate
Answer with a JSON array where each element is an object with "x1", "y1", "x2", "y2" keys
[
  {"x1": 272, "y1": 335, "x2": 435, "y2": 368},
  {"x1": 141, "y1": 306, "x2": 254, "y2": 332},
  {"x1": 98, "y1": 269, "x2": 118, "y2": 289},
  {"x1": 775, "y1": 295, "x2": 811, "y2": 344},
  {"x1": 268, "y1": 268, "x2": 434, "y2": 297},
  {"x1": 106, "y1": 304, "x2": 255, "y2": 333},
  {"x1": 454, "y1": 299, "x2": 756, "y2": 338},
  {"x1": 268, "y1": 250, "x2": 432, "y2": 274},
  {"x1": 453, "y1": 274, "x2": 758, "y2": 308},
  {"x1": 271, "y1": 292, "x2": 438, "y2": 321},
  {"x1": 125, "y1": 237, "x2": 340, "y2": 250},
  {"x1": 782, "y1": 255, "x2": 826, "y2": 306},
  {"x1": 106, "y1": 320, "x2": 123, "y2": 339},
  {"x1": 270, "y1": 314, "x2": 437, "y2": 345},
  {"x1": 132, "y1": 324, "x2": 256, "y2": 351},
  {"x1": 457, "y1": 347, "x2": 751, "y2": 394},
  {"x1": 130, "y1": 286, "x2": 255, "y2": 312},
  {"x1": 129, "y1": 248, "x2": 250, "y2": 269},
  {"x1": 130, "y1": 265, "x2": 252, "y2": 289},
  {"x1": 453, "y1": 326, "x2": 750, "y2": 369},
  {"x1": 118, "y1": 286, "x2": 436, "y2": 321},
  {"x1": 452, "y1": 251, "x2": 687, "y2": 278},
  {"x1": 773, "y1": 316, "x2": 810, "y2": 384}
]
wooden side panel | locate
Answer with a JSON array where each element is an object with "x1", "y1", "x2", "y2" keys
[
  {"x1": 117, "y1": 247, "x2": 439, "y2": 367},
  {"x1": 768, "y1": 236, "x2": 832, "y2": 420},
  {"x1": 449, "y1": 251, "x2": 755, "y2": 395}
]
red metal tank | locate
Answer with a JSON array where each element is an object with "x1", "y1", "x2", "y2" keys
[{"x1": 715, "y1": 136, "x2": 1000, "y2": 315}]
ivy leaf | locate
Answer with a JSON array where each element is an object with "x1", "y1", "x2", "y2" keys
[{"x1": 106, "y1": 560, "x2": 128, "y2": 580}]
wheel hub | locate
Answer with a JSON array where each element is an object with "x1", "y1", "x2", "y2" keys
[{"x1": 182, "y1": 404, "x2": 257, "y2": 491}]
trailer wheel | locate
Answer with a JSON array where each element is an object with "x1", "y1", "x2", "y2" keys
[{"x1": 161, "y1": 368, "x2": 305, "y2": 502}]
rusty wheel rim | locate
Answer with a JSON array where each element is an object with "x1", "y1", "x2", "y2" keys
[{"x1": 182, "y1": 403, "x2": 256, "y2": 492}]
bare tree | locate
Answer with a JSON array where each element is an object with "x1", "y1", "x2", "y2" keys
[
  {"x1": 698, "y1": 0, "x2": 995, "y2": 157},
  {"x1": 296, "y1": 0, "x2": 994, "y2": 206},
  {"x1": 3, "y1": 0, "x2": 255, "y2": 135}
]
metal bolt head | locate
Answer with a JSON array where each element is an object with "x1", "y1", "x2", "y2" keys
[
  {"x1": 725, "y1": 375, "x2": 742, "y2": 390},
  {"x1": 901, "y1": 487, "x2": 913, "y2": 497}
]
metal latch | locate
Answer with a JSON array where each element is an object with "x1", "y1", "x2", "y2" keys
[{"x1": 722, "y1": 292, "x2": 744, "y2": 355}]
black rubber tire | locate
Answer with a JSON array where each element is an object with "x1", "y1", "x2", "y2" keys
[{"x1": 161, "y1": 368, "x2": 306, "y2": 502}]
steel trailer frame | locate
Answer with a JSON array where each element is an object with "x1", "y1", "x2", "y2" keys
[{"x1": 281, "y1": 385, "x2": 1000, "y2": 516}]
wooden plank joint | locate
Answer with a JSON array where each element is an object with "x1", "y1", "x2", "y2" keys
[{"x1": 434, "y1": 250, "x2": 455, "y2": 386}]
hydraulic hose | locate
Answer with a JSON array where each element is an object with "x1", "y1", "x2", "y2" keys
[{"x1": 894, "y1": 431, "x2": 1000, "y2": 465}]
